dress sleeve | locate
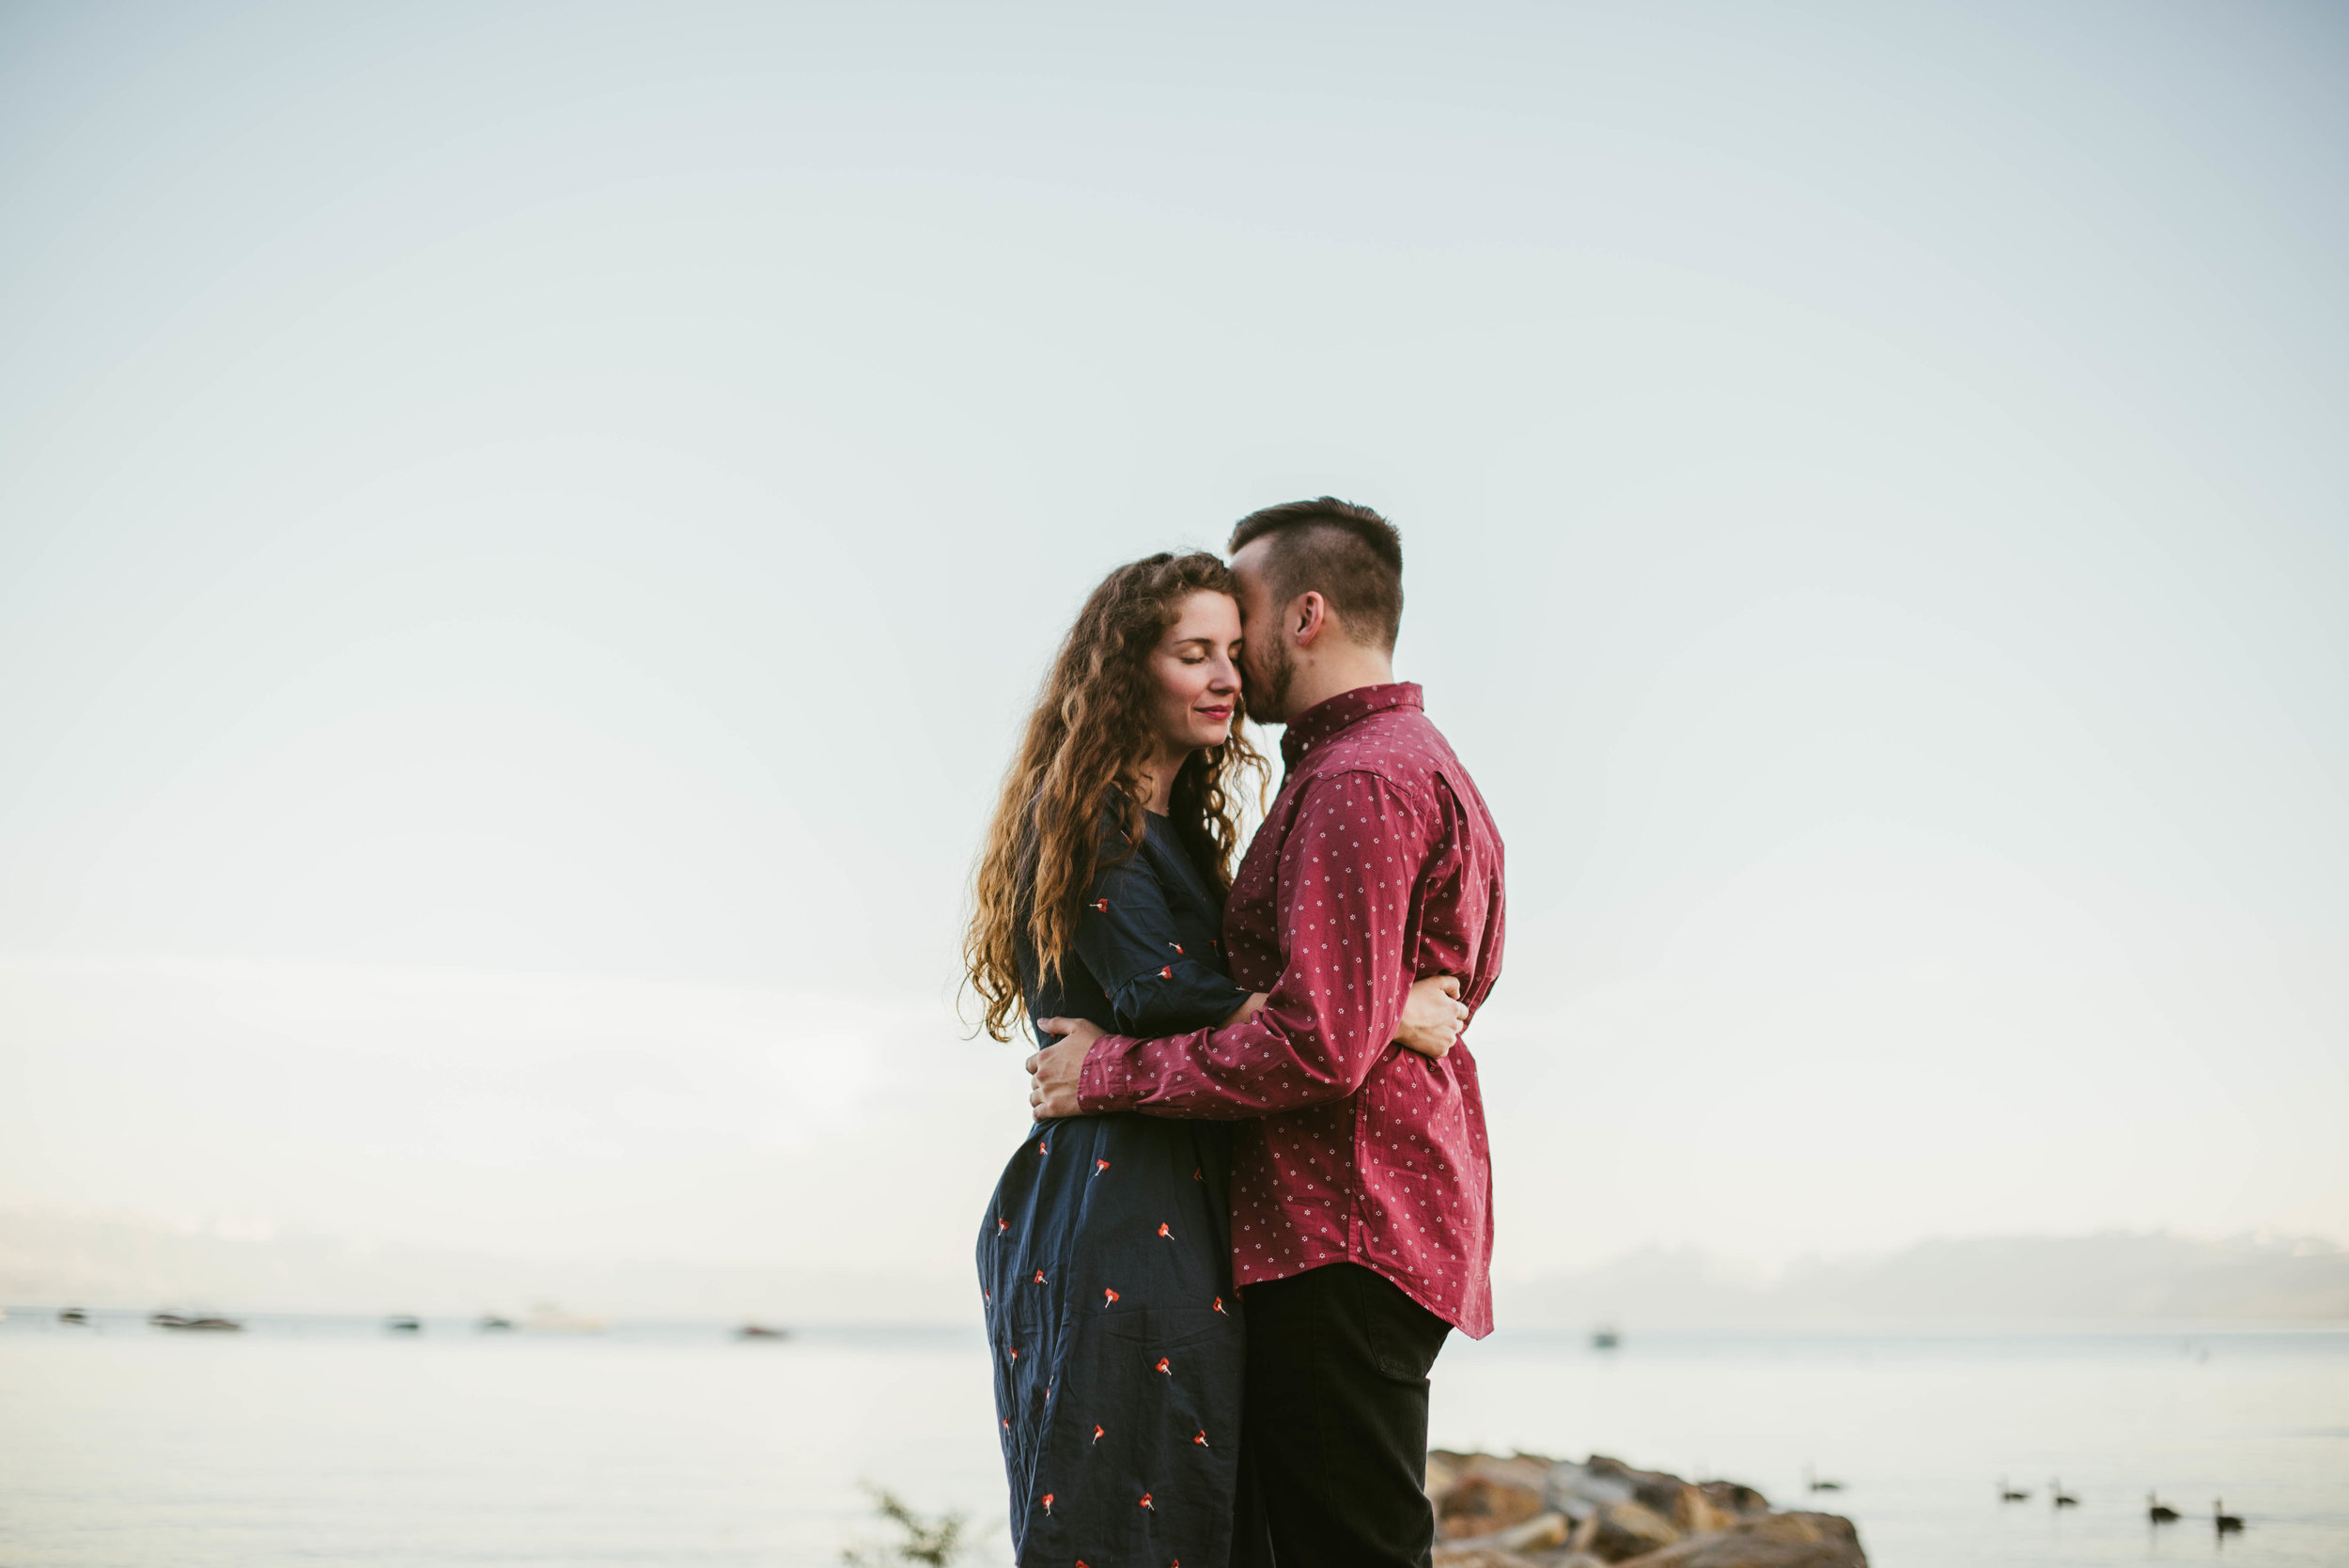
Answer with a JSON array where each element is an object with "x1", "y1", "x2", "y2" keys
[
  {"x1": 1074, "y1": 832, "x2": 1253, "y2": 1038},
  {"x1": 1075, "y1": 771, "x2": 1425, "y2": 1119}
]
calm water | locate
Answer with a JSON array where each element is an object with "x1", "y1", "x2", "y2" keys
[{"x1": 2, "y1": 1311, "x2": 2342, "y2": 1566}]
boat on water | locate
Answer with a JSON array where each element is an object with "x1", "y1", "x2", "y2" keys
[{"x1": 521, "y1": 1303, "x2": 608, "y2": 1335}]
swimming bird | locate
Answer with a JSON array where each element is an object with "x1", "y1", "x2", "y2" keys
[
  {"x1": 2214, "y1": 1499, "x2": 2243, "y2": 1534},
  {"x1": 1999, "y1": 1478, "x2": 2030, "y2": 1502},
  {"x1": 2051, "y1": 1480, "x2": 2078, "y2": 1508},
  {"x1": 1804, "y1": 1465, "x2": 1844, "y2": 1493},
  {"x1": 2147, "y1": 1493, "x2": 2179, "y2": 1523}
]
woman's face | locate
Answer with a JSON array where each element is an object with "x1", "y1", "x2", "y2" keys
[{"x1": 1148, "y1": 591, "x2": 1244, "y2": 757}]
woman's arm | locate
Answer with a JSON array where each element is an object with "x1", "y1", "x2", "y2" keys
[
  {"x1": 1393, "y1": 975, "x2": 1469, "y2": 1059},
  {"x1": 1073, "y1": 847, "x2": 1252, "y2": 1037}
]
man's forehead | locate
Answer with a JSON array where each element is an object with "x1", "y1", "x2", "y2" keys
[{"x1": 1228, "y1": 538, "x2": 1276, "y2": 598}]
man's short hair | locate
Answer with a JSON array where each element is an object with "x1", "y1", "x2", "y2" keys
[{"x1": 1227, "y1": 497, "x2": 1404, "y2": 650}]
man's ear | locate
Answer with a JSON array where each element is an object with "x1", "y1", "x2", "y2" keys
[{"x1": 1293, "y1": 591, "x2": 1329, "y2": 647}]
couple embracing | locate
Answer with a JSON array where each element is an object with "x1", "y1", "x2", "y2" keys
[{"x1": 965, "y1": 499, "x2": 1507, "y2": 1567}]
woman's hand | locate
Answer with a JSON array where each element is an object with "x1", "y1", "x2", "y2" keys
[
  {"x1": 1393, "y1": 975, "x2": 1469, "y2": 1060},
  {"x1": 1221, "y1": 991, "x2": 1269, "y2": 1028}
]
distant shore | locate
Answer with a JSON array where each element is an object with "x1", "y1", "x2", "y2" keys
[{"x1": 8, "y1": 1205, "x2": 2347, "y2": 1326}]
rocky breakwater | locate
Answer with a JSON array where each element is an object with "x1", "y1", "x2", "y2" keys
[{"x1": 1426, "y1": 1452, "x2": 1867, "y2": 1568}]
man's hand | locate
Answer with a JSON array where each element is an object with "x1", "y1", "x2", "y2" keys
[{"x1": 1027, "y1": 1017, "x2": 1104, "y2": 1121}]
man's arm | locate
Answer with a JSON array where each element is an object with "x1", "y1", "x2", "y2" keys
[{"x1": 1031, "y1": 771, "x2": 1424, "y2": 1120}]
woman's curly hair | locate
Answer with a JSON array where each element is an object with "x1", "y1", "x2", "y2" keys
[{"x1": 963, "y1": 551, "x2": 1268, "y2": 1042}]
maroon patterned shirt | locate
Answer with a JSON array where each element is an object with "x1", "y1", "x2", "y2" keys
[{"x1": 1077, "y1": 683, "x2": 1506, "y2": 1337}]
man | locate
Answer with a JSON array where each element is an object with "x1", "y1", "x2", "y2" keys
[{"x1": 1030, "y1": 497, "x2": 1507, "y2": 1568}]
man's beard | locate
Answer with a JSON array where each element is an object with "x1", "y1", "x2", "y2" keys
[{"x1": 1243, "y1": 638, "x2": 1295, "y2": 724}]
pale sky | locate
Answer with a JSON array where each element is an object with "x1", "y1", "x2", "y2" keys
[{"x1": 2, "y1": 1, "x2": 2344, "y2": 1306}]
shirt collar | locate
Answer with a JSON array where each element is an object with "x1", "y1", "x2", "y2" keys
[{"x1": 1279, "y1": 681, "x2": 1423, "y2": 768}]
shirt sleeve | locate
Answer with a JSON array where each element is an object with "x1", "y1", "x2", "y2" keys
[
  {"x1": 1076, "y1": 834, "x2": 1253, "y2": 1038},
  {"x1": 1076, "y1": 770, "x2": 1423, "y2": 1119}
]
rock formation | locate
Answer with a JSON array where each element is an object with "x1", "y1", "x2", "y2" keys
[{"x1": 1426, "y1": 1452, "x2": 1867, "y2": 1568}]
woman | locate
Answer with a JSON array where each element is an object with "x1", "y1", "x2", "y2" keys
[{"x1": 964, "y1": 551, "x2": 1466, "y2": 1567}]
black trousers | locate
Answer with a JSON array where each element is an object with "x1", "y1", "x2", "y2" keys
[{"x1": 1240, "y1": 1262, "x2": 1453, "y2": 1568}]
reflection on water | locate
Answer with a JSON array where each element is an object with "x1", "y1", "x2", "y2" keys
[{"x1": 2, "y1": 1312, "x2": 2343, "y2": 1566}]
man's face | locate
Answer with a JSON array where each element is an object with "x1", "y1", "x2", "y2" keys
[{"x1": 1229, "y1": 540, "x2": 1296, "y2": 724}]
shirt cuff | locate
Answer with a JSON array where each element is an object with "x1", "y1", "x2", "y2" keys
[{"x1": 1077, "y1": 1032, "x2": 1143, "y2": 1113}]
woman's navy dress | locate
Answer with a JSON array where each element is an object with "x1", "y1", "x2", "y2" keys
[{"x1": 979, "y1": 810, "x2": 1262, "y2": 1567}]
